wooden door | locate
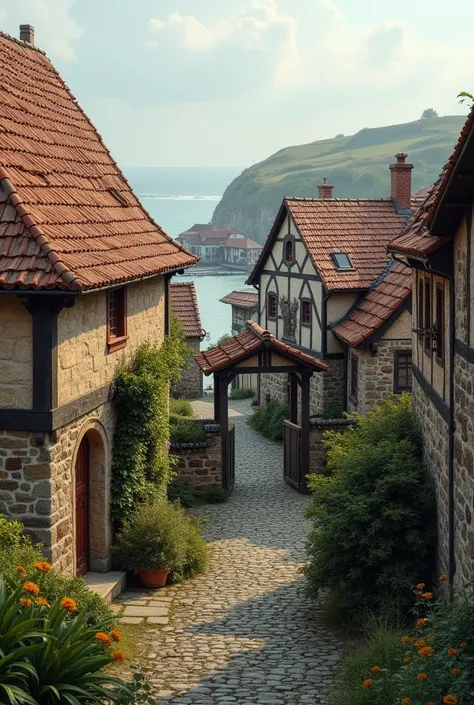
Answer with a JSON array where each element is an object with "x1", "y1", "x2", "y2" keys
[
  {"x1": 75, "y1": 436, "x2": 90, "y2": 576},
  {"x1": 284, "y1": 420, "x2": 301, "y2": 491}
]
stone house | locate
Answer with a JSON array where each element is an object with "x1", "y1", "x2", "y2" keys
[
  {"x1": 220, "y1": 289, "x2": 259, "y2": 392},
  {"x1": 170, "y1": 282, "x2": 206, "y2": 398},
  {"x1": 0, "y1": 27, "x2": 197, "y2": 576},
  {"x1": 390, "y1": 106, "x2": 474, "y2": 587},
  {"x1": 177, "y1": 226, "x2": 242, "y2": 264},
  {"x1": 222, "y1": 237, "x2": 262, "y2": 269},
  {"x1": 247, "y1": 155, "x2": 415, "y2": 416}
]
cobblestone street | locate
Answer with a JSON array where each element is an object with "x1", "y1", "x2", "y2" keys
[{"x1": 125, "y1": 399, "x2": 342, "y2": 704}]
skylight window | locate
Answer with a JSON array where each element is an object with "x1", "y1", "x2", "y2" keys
[{"x1": 332, "y1": 252, "x2": 354, "y2": 271}]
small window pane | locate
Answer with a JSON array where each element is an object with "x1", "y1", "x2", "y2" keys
[
  {"x1": 302, "y1": 300, "x2": 311, "y2": 325},
  {"x1": 394, "y1": 351, "x2": 412, "y2": 392},
  {"x1": 285, "y1": 240, "x2": 294, "y2": 263},
  {"x1": 332, "y1": 252, "x2": 353, "y2": 270},
  {"x1": 268, "y1": 294, "x2": 277, "y2": 319}
]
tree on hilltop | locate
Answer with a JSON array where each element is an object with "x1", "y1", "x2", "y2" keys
[{"x1": 421, "y1": 108, "x2": 438, "y2": 119}]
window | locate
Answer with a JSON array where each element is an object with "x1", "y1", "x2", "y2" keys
[
  {"x1": 424, "y1": 279, "x2": 432, "y2": 354},
  {"x1": 284, "y1": 239, "x2": 294, "y2": 263},
  {"x1": 301, "y1": 299, "x2": 311, "y2": 326},
  {"x1": 107, "y1": 287, "x2": 127, "y2": 352},
  {"x1": 435, "y1": 284, "x2": 445, "y2": 365},
  {"x1": 267, "y1": 293, "x2": 277, "y2": 320},
  {"x1": 417, "y1": 277, "x2": 424, "y2": 333},
  {"x1": 394, "y1": 351, "x2": 412, "y2": 392},
  {"x1": 332, "y1": 252, "x2": 353, "y2": 270},
  {"x1": 350, "y1": 352, "x2": 358, "y2": 401}
]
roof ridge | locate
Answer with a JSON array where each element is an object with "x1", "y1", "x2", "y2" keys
[
  {"x1": 284, "y1": 197, "x2": 394, "y2": 203},
  {"x1": 0, "y1": 166, "x2": 81, "y2": 290},
  {"x1": 0, "y1": 30, "x2": 47, "y2": 56}
]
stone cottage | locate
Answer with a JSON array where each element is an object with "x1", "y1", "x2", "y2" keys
[
  {"x1": 0, "y1": 27, "x2": 197, "y2": 576},
  {"x1": 247, "y1": 155, "x2": 415, "y2": 416},
  {"x1": 390, "y1": 106, "x2": 474, "y2": 586},
  {"x1": 170, "y1": 282, "x2": 206, "y2": 398}
]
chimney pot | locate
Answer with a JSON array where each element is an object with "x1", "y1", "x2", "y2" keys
[
  {"x1": 317, "y1": 179, "x2": 334, "y2": 200},
  {"x1": 19, "y1": 25, "x2": 35, "y2": 45},
  {"x1": 389, "y1": 153, "x2": 413, "y2": 211}
]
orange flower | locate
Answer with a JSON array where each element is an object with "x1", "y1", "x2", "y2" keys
[
  {"x1": 421, "y1": 592, "x2": 433, "y2": 600},
  {"x1": 402, "y1": 699, "x2": 411, "y2": 705},
  {"x1": 439, "y1": 573, "x2": 447, "y2": 582},
  {"x1": 401, "y1": 636, "x2": 411, "y2": 645},
  {"x1": 418, "y1": 646, "x2": 434, "y2": 658},
  {"x1": 96, "y1": 632, "x2": 112, "y2": 645},
  {"x1": 23, "y1": 581, "x2": 40, "y2": 596},
  {"x1": 19, "y1": 598, "x2": 32, "y2": 607},
  {"x1": 403, "y1": 657, "x2": 410, "y2": 664},
  {"x1": 417, "y1": 618, "x2": 427, "y2": 627},
  {"x1": 460, "y1": 641, "x2": 468, "y2": 648},
  {"x1": 442, "y1": 697, "x2": 458, "y2": 705},
  {"x1": 34, "y1": 561, "x2": 52, "y2": 573},
  {"x1": 417, "y1": 673, "x2": 428, "y2": 681},
  {"x1": 448, "y1": 648, "x2": 458, "y2": 656},
  {"x1": 370, "y1": 665, "x2": 381, "y2": 673},
  {"x1": 425, "y1": 702, "x2": 434, "y2": 705},
  {"x1": 363, "y1": 679, "x2": 373, "y2": 688},
  {"x1": 60, "y1": 597, "x2": 77, "y2": 612},
  {"x1": 416, "y1": 583, "x2": 425, "y2": 590},
  {"x1": 111, "y1": 630, "x2": 121, "y2": 642},
  {"x1": 35, "y1": 597, "x2": 49, "y2": 607},
  {"x1": 17, "y1": 566, "x2": 27, "y2": 575},
  {"x1": 415, "y1": 640, "x2": 426, "y2": 648},
  {"x1": 451, "y1": 668, "x2": 461, "y2": 676},
  {"x1": 111, "y1": 650, "x2": 126, "y2": 662}
]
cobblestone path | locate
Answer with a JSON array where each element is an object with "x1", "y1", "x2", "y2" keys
[{"x1": 140, "y1": 399, "x2": 341, "y2": 704}]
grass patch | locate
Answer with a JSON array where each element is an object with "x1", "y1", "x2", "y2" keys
[
  {"x1": 170, "y1": 398, "x2": 193, "y2": 418},
  {"x1": 229, "y1": 388, "x2": 255, "y2": 400}
]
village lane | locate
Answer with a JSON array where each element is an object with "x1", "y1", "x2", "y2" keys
[{"x1": 132, "y1": 398, "x2": 342, "y2": 704}]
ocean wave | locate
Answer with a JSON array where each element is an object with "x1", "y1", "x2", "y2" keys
[{"x1": 138, "y1": 194, "x2": 221, "y2": 202}]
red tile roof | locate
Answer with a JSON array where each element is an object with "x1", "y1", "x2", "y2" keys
[
  {"x1": 390, "y1": 108, "x2": 474, "y2": 258},
  {"x1": 224, "y1": 238, "x2": 262, "y2": 250},
  {"x1": 220, "y1": 290, "x2": 259, "y2": 309},
  {"x1": 170, "y1": 282, "x2": 205, "y2": 338},
  {"x1": 248, "y1": 197, "x2": 407, "y2": 291},
  {"x1": 194, "y1": 321, "x2": 328, "y2": 375},
  {"x1": 0, "y1": 32, "x2": 197, "y2": 291},
  {"x1": 332, "y1": 261, "x2": 412, "y2": 346}
]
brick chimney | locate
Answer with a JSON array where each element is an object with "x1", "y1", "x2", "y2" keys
[
  {"x1": 390, "y1": 153, "x2": 413, "y2": 211},
  {"x1": 317, "y1": 178, "x2": 334, "y2": 200},
  {"x1": 19, "y1": 25, "x2": 35, "y2": 45}
]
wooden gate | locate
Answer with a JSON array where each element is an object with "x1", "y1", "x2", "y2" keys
[
  {"x1": 284, "y1": 420, "x2": 301, "y2": 491},
  {"x1": 223, "y1": 424, "x2": 236, "y2": 492},
  {"x1": 75, "y1": 436, "x2": 90, "y2": 576}
]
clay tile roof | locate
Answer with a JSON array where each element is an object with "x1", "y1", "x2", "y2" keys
[
  {"x1": 332, "y1": 261, "x2": 412, "y2": 346},
  {"x1": 0, "y1": 32, "x2": 197, "y2": 291},
  {"x1": 220, "y1": 290, "x2": 259, "y2": 309},
  {"x1": 170, "y1": 282, "x2": 205, "y2": 338},
  {"x1": 224, "y1": 238, "x2": 262, "y2": 249},
  {"x1": 390, "y1": 107, "x2": 474, "y2": 259},
  {"x1": 194, "y1": 320, "x2": 328, "y2": 375}
]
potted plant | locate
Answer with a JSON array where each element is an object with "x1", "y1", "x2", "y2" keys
[{"x1": 113, "y1": 500, "x2": 188, "y2": 588}]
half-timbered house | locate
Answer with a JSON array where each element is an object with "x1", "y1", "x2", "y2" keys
[{"x1": 170, "y1": 282, "x2": 206, "y2": 398}]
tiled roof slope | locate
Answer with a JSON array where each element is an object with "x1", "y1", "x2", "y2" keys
[
  {"x1": 332, "y1": 261, "x2": 412, "y2": 346},
  {"x1": 170, "y1": 282, "x2": 205, "y2": 338},
  {"x1": 0, "y1": 32, "x2": 197, "y2": 291},
  {"x1": 390, "y1": 107, "x2": 474, "y2": 258},
  {"x1": 194, "y1": 321, "x2": 328, "y2": 375},
  {"x1": 220, "y1": 290, "x2": 259, "y2": 309},
  {"x1": 284, "y1": 198, "x2": 407, "y2": 290}
]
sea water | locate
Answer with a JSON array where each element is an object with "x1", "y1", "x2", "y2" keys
[{"x1": 125, "y1": 166, "x2": 254, "y2": 345}]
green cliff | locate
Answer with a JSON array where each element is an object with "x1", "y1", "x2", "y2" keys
[{"x1": 212, "y1": 115, "x2": 466, "y2": 243}]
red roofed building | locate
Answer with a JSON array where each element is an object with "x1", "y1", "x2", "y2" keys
[
  {"x1": 0, "y1": 27, "x2": 197, "y2": 577},
  {"x1": 247, "y1": 155, "x2": 415, "y2": 415},
  {"x1": 220, "y1": 289, "x2": 259, "y2": 394},
  {"x1": 170, "y1": 282, "x2": 206, "y2": 398}
]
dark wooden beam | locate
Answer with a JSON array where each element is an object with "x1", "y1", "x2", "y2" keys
[
  {"x1": 219, "y1": 374, "x2": 230, "y2": 491},
  {"x1": 214, "y1": 374, "x2": 221, "y2": 423},
  {"x1": 300, "y1": 371, "x2": 312, "y2": 494},
  {"x1": 0, "y1": 410, "x2": 52, "y2": 432},
  {"x1": 444, "y1": 202, "x2": 472, "y2": 208},
  {"x1": 289, "y1": 373, "x2": 298, "y2": 424}
]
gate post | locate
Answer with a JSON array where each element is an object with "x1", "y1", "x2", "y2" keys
[
  {"x1": 289, "y1": 372, "x2": 298, "y2": 424},
  {"x1": 300, "y1": 370, "x2": 312, "y2": 494},
  {"x1": 214, "y1": 373, "x2": 221, "y2": 423},
  {"x1": 219, "y1": 373, "x2": 230, "y2": 490}
]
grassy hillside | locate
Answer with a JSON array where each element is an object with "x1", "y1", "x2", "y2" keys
[{"x1": 212, "y1": 115, "x2": 466, "y2": 242}]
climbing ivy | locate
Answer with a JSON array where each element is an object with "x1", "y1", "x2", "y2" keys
[{"x1": 111, "y1": 315, "x2": 191, "y2": 523}]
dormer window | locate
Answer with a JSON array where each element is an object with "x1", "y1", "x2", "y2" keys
[{"x1": 332, "y1": 252, "x2": 353, "y2": 270}]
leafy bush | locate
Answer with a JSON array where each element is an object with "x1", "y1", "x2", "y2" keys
[
  {"x1": 113, "y1": 500, "x2": 208, "y2": 582},
  {"x1": 170, "y1": 419, "x2": 206, "y2": 445},
  {"x1": 248, "y1": 400, "x2": 288, "y2": 442},
  {"x1": 304, "y1": 395, "x2": 436, "y2": 619},
  {"x1": 229, "y1": 388, "x2": 255, "y2": 400},
  {"x1": 167, "y1": 479, "x2": 196, "y2": 508},
  {"x1": 321, "y1": 406, "x2": 345, "y2": 420},
  {"x1": 170, "y1": 398, "x2": 193, "y2": 418},
  {"x1": 0, "y1": 516, "x2": 114, "y2": 627},
  {"x1": 201, "y1": 487, "x2": 229, "y2": 504}
]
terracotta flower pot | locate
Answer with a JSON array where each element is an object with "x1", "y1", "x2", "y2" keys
[{"x1": 138, "y1": 568, "x2": 170, "y2": 589}]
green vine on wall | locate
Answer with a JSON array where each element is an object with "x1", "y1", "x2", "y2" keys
[{"x1": 111, "y1": 315, "x2": 191, "y2": 523}]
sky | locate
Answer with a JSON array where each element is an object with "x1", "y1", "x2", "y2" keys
[{"x1": 0, "y1": 0, "x2": 473, "y2": 168}]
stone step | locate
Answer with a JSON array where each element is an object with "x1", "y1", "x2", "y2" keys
[{"x1": 84, "y1": 571, "x2": 127, "y2": 604}]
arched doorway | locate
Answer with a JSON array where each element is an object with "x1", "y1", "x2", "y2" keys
[{"x1": 75, "y1": 436, "x2": 89, "y2": 576}]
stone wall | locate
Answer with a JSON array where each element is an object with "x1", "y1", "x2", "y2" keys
[
  {"x1": 260, "y1": 372, "x2": 288, "y2": 406},
  {"x1": 57, "y1": 276, "x2": 165, "y2": 406},
  {"x1": 174, "y1": 337, "x2": 203, "y2": 399},
  {"x1": 172, "y1": 422, "x2": 223, "y2": 491},
  {"x1": 0, "y1": 295, "x2": 33, "y2": 408},
  {"x1": 412, "y1": 377, "x2": 450, "y2": 577},
  {"x1": 309, "y1": 418, "x2": 354, "y2": 475}
]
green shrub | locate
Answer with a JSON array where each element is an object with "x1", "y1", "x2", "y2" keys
[
  {"x1": 167, "y1": 479, "x2": 196, "y2": 508},
  {"x1": 248, "y1": 400, "x2": 288, "y2": 442},
  {"x1": 201, "y1": 487, "x2": 229, "y2": 504},
  {"x1": 170, "y1": 419, "x2": 206, "y2": 444},
  {"x1": 321, "y1": 406, "x2": 345, "y2": 420},
  {"x1": 170, "y1": 398, "x2": 193, "y2": 418},
  {"x1": 304, "y1": 395, "x2": 436, "y2": 620},
  {"x1": 206, "y1": 334, "x2": 232, "y2": 351},
  {"x1": 113, "y1": 500, "x2": 208, "y2": 582},
  {"x1": 229, "y1": 388, "x2": 255, "y2": 400}
]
